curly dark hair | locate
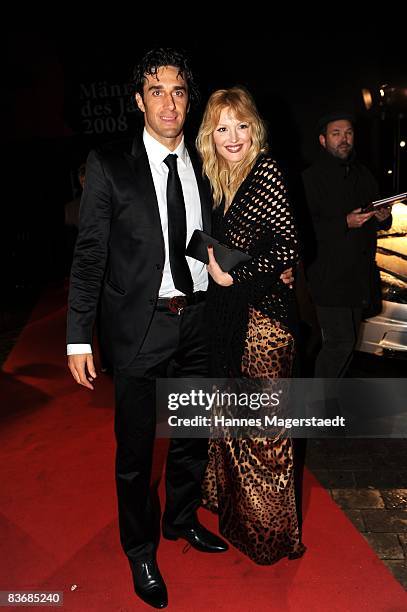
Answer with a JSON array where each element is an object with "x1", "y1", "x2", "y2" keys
[{"x1": 131, "y1": 47, "x2": 199, "y2": 107}]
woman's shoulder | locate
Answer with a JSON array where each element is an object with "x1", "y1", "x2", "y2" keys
[
  {"x1": 255, "y1": 154, "x2": 282, "y2": 175},
  {"x1": 251, "y1": 154, "x2": 285, "y2": 185}
]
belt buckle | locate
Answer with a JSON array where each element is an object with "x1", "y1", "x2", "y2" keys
[{"x1": 168, "y1": 296, "x2": 187, "y2": 315}]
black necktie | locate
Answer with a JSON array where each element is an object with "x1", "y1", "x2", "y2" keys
[{"x1": 164, "y1": 154, "x2": 193, "y2": 295}]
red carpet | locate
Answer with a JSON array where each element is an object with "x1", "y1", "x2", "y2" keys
[{"x1": 1, "y1": 285, "x2": 406, "y2": 611}]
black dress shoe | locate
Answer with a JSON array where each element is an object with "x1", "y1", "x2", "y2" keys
[
  {"x1": 162, "y1": 521, "x2": 228, "y2": 553},
  {"x1": 130, "y1": 558, "x2": 168, "y2": 609}
]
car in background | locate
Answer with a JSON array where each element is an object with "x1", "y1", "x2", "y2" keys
[{"x1": 356, "y1": 202, "x2": 407, "y2": 357}]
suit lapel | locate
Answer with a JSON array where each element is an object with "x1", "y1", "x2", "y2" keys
[
  {"x1": 124, "y1": 137, "x2": 212, "y2": 252},
  {"x1": 124, "y1": 138, "x2": 165, "y2": 250}
]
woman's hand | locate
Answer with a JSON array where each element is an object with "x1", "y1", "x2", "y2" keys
[
  {"x1": 207, "y1": 246, "x2": 234, "y2": 286},
  {"x1": 280, "y1": 267, "x2": 294, "y2": 288}
]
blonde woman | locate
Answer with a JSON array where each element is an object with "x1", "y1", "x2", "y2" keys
[{"x1": 196, "y1": 87, "x2": 305, "y2": 564}]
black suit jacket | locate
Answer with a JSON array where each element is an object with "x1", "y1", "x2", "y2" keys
[
  {"x1": 302, "y1": 149, "x2": 391, "y2": 308},
  {"x1": 67, "y1": 134, "x2": 212, "y2": 368}
]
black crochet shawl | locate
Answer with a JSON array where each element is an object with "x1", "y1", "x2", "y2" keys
[{"x1": 205, "y1": 154, "x2": 300, "y2": 377}]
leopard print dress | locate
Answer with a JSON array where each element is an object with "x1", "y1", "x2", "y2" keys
[
  {"x1": 203, "y1": 309, "x2": 305, "y2": 564},
  {"x1": 203, "y1": 155, "x2": 306, "y2": 565}
]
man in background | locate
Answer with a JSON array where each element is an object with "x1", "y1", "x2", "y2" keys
[{"x1": 302, "y1": 112, "x2": 392, "y2": 378}]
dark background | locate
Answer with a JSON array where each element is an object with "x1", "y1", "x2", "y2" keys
[{"x1": 3, "y1": 22, "x2": 407, "y2": 293}]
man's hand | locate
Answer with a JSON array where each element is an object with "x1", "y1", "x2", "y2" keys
[
  {"x1": 68, "y1": 353, "x2": 97, "y2": 390},
  {"x1": 346, "y1": 207, "x2": 375, "y2": 228},
  {"x1": 207, "y1": 246, "x2": 233, "y2": 286},
  {"x1": 280, "y1": 267, "x2": 294, "y2": 288},
  {"x1": 374, "y1": 206, "x2": 392, "y2": 222}
]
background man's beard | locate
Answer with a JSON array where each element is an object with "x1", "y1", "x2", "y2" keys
[{"x1": 332, "y1": 145, "x2": 353, "y2": 159}]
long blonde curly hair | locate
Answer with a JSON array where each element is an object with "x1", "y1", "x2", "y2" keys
[{"x1": 196, "y1": 86, "x2": 268, "y2": 208}]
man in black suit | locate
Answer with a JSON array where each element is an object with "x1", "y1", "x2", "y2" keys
[
  {"x1": 66, "y1": 48, "x2": 227, "y2": 609},
  {"x1": 302, "y1": 112, "x2": 392, "y2": 378}
]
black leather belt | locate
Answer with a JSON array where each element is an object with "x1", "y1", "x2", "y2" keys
[{"x1": 156, "y1": 291, "x2": 206, "y2": 314}]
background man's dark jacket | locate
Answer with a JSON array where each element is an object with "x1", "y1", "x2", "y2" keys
[
  {"x1": 67, "y1": 135, "x2": 212, "y2": 369},
  {"x1": 302, "y1": 149, "x2": 391, "y2": 309}
]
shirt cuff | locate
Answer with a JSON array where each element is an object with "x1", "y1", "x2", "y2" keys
[{"x1": 67, "y1": 344, "x2": 92, "y2": 355}]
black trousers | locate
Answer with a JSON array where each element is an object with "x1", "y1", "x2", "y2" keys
[
  {"x1": 113, "y1": 302, "x2": 209, "y2": 563},
  {"x1": 314, "y1": 305, "x2": 363, "y2": 378}
]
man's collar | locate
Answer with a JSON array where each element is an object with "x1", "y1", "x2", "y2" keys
[
  {"x1": 319, "y1": 147, "x2": 356, "y2": 167},
  {"x1": 143, "y1": 128, "x2": 188, "y2": 166}
]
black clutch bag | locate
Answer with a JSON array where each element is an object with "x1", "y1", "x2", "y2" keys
[{"x1": 186, "y1": 229, "x2": 251, "y2": 272}]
